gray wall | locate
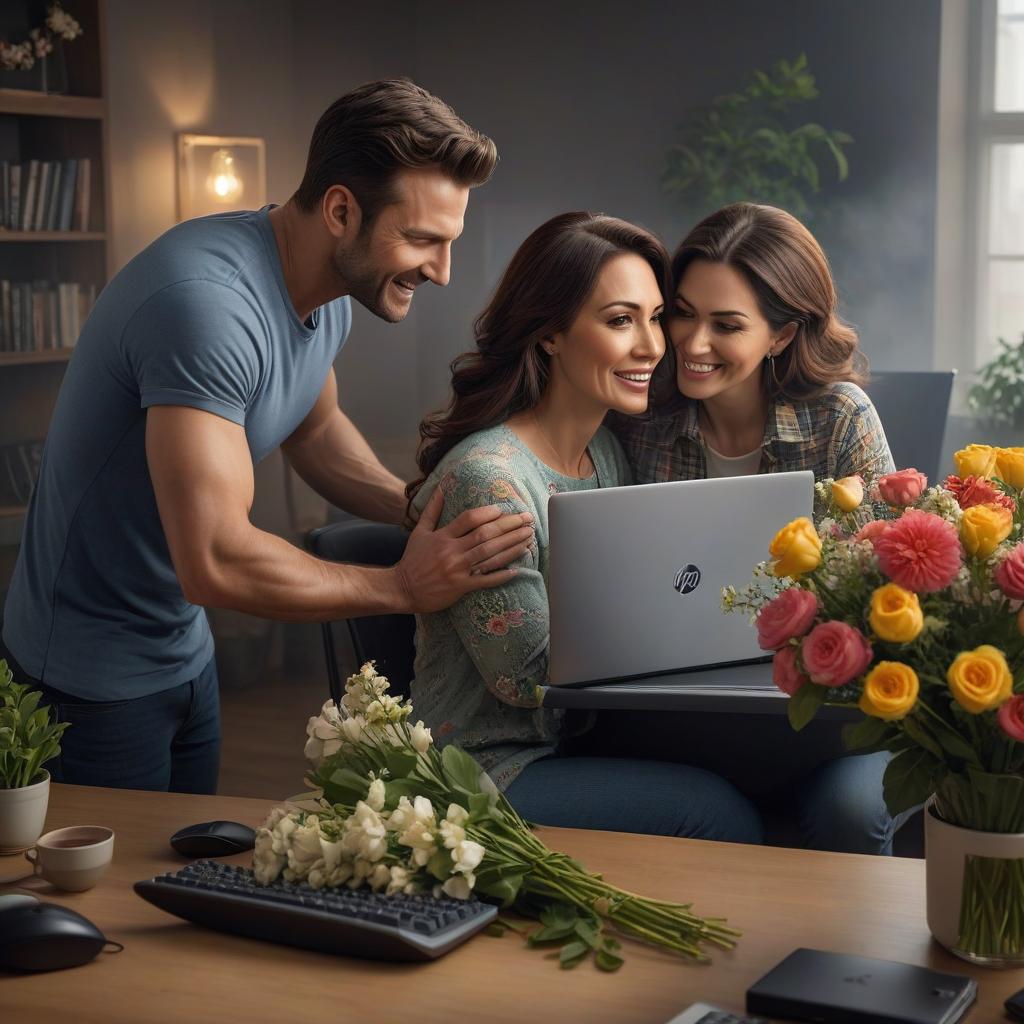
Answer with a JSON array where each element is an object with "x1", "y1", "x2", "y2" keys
[{"x1": 109, "y1": 0, "x2": 943, "y2": 465}]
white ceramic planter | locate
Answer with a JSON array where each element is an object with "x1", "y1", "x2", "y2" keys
[
  {"x1": 0, "y1": 770, "x2": 50, "y2": 855},
  {"x1": 925, "y1": 802, "x2": 1024, "y2": 968}
]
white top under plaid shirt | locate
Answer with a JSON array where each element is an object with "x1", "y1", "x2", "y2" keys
[{"x1": 610, "y1": 381, "x2": 895, "y2": 490}]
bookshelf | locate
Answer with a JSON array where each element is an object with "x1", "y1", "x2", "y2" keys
[{"x1": 0, "y1": 0, "x2": 107, "y2": 582}]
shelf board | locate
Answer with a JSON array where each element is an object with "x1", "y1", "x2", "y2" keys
[
  {"x1": 0, "y1": 89, "x2": 104, "y2": 120},
  {"x1": 0, "y1": 349, "x2": 73, "y2": 366},
  {"x1": 0, "y1": 231, "x2": 105, "y2": 242}
]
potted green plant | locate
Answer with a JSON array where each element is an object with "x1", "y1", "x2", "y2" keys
[
  {"x1": 968, "y1": 334, "x2": 1024, "y2": 443},
  {"x1": 662, "y1": 53, "x2": 852, "y2": 225},
  {"x1": 0, "y1": 658, "x2": 69, "y2": 853}
]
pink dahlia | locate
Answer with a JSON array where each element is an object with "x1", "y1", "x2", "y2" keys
[
  {"x1": 944, "y1": 474, "x2": 1015, "y2": 513},
  {"x1": 854, "y1": 520, "x2": 890, "y2": 547},
  {"x1": 995, "y1": 544, "x2": 1024, "y2": 601},
  {"x1": 874, "y1": 509, "x2": 963, "y2": 593}
]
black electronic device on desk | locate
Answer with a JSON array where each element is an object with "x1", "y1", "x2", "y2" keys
[
  {"x1": 169, "y1": 820, "x2": 256, "y2": 857},
  {"x1": 135, "y1": 859, "x2": 498, "y2": 961},
  {"x1": 745, "y1": 948, "x2": 977, "y2": 1024},
  {"x1": 0, "y1": 896, "x2": 123, "y2": 972}
]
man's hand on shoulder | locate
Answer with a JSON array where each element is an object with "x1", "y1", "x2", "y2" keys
[{"x1": 393, "y1": 488, "x2": 534, "y2": 614}]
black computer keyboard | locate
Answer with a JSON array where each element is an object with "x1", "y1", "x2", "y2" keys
[{"x1": 134, "y1": 859, "x2": 498, "y2": 961}]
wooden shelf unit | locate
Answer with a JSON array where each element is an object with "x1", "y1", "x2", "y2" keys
[{"x1": 0, "y1": 0, "x2": 106, "y2": 564}]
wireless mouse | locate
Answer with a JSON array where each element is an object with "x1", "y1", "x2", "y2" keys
[
  {"x1": 169, "y1": 820, "x2": 256, "y2": 857},
  {"x1": 0, "y1": 902, "x2": 110, "y2": 972},
  {"x1": 0, "y1": 893, "x2": 40, "y2": 912}
]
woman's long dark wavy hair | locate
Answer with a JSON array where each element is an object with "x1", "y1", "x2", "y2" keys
[
  {"x1": 656, "y1": 202, "x2": 867, "y2": 405},
  {"x1": 406, "y1": 212, "x2": 669, "y2": 503}
]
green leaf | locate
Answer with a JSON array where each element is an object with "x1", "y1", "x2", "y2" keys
[
  {"x1": 843, "y1": 715, "x2": 889, "y2": 751},
  {"x1": 788, "y1": 683, "x2": 827, "y2": 731},
  {"x1": 474, "y1": 873, "x2": 524, "y2": 906},
  {"x1": 900, "y1": 717, "x2": 944, "y2": 760},
  {"x1": 574, "y1": 919, "x2": 600, "y2": 948},
  {"x1": 883, "y1": 747, "x2": 940, "y2": 816},
  {"x1": 595, "y1": 948, "x2": 625, "y2": 972},
  {"x1": 426, "y1": 849, "x2": 454, "y2": 882},
  {"x1": 384, "y1": 748, "x2": 418, "y2": 780},
  {"x1": 539, "y1": 903, "x2": 578, "y2": 929},
  {"x1": 559, "y1": 940, "x2": 589, "y2": 968},
  {"x1": 484, "y1": 923, "x2": 508, "y2": 938},
  {"x1": 441, "y1": 744, "x2": 483, "y2": 795},
  {"x1": 527, "y1": 922, "x2": 577, "y2": 946}
]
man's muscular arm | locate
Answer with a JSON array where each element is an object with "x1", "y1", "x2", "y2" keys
[{"x1": 146, "y1": 406, "x2": 534, "y2": 619}]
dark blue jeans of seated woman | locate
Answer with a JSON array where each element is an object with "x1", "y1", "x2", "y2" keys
[{"x1": 505, "y1": 756, "x2": 765, "y2": 844}]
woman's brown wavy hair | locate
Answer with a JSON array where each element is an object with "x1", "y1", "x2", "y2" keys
[
  {"x1": 407, "y1": 212, "x2": 669, "y2": 504},
  {"x1": 657, "y1": 202, "x2": 866, "y2": 405}
]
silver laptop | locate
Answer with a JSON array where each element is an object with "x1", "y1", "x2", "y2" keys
[{"x1": 547, "y1": 471, "x2": 815, "y2": 686}]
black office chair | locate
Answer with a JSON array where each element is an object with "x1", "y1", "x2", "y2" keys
[
  {"x1": 305, "y1": 519, "x2": 415, "y2": 704},
  {"x1": 865, "y1": 370, "x2": 956, "y2": 483}
]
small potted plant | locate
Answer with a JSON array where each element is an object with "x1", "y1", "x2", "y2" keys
[
  {"x1": 0, "y1": 659, "x2": 69, "y2": 854},
  {"x1": 968, "y1": 334, "x2": 1024, "y2": 445}
]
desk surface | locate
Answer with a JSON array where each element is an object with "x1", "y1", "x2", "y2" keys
[{"x1": 1, "y1": 784, "x2": 1019, "y2": 1024}]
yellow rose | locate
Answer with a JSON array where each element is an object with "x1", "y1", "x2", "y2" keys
[
  {"x1": 868, "y1": 583, "x2": 923, "y2": 643},
  {"x1": 947, "y1": 645, "x2": 1013, "y2": 714},
  {"x1": 954, "y1": 444, "x2": 998, "y2": 479},
  {"x1": 859, "y1": 661, "x2": 919, "y2": 720},
  {"x1": 995, "y1": 447, "x2": 1024, "y2": 489},
  {"x1": 832, "y1": 475, "x2": 864, "y2": 512},
  {"x1": 769, "y1": 517, "x2": 822, "y2": 578},
  {"x1": 960, "y1": 503, "x2": 1013, "y2": 558}
]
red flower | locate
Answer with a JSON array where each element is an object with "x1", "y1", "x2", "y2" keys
[
  {"x1": 485, "y1": 615, "x2": 509, "y2": 636},
  {"x1": 801, "y1": 621, "x2": 873, "y2": 687},
  {"x1": 874, "y1": 509, "x2": 963, "y2": 593},
  {"x1": 944, "y1": 474, "x2": 1015, "y2": 512},
  {"x1": 995, "y1": 544, "x2": 1024, "y2": 601}
]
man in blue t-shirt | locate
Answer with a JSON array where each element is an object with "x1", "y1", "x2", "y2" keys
[{"x1": 1, "y1": 79, "x2": 534, "y2": 794}]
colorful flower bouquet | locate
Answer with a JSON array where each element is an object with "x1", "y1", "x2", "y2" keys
[
  {"x1": 725, "y1": 443, "x2": 1024, "y2": 964},
  {"x1": 252, "y1": 662, "x2": 737, "y2": 970}
]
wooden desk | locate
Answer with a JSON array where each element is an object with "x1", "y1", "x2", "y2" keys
[{"x1": 1, "y1": 784, "x2": 1019, "y2": 1023}]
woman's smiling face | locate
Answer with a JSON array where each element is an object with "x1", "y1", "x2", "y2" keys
[{"x1": 669, "y1": 259, "x2": 794, "y2": 403}]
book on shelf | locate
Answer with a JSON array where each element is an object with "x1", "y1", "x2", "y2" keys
[
  {"x1": 0, "y1": 158, "x2": 90, "y2": 233},
  {"x1": 0, "y1": 278, "x2": 97, "y2": 353}
]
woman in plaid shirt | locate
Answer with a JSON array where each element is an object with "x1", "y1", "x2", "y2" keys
[{"x1": 606, "y1": 203, "x2": 914, "y2": 856}]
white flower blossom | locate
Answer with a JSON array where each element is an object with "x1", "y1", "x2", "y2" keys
[
  {"x1": 342, "y1": 801, "x2": 388, "y2": 862},
  {"x1": 366, "y1": 777, "x2": 386, "y2": 812},
  {"x1": 369, "y1": 863, "x2": 391, "y2": 892},
  {"x1": 441, "y1": 875, "x2": 474, "y2": 900},
  {"x1": 450, "y1": 839, "x2": 485, "y2": 876},
  {"x1": 410, "y1": 720, "x2": 433, "y2": 753}
]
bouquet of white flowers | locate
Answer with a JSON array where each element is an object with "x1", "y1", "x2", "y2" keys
[{"x1": 253, "y1": 662, "x2": 737, "y2": 970}]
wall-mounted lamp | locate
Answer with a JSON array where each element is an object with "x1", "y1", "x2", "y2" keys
[{"x1": 177, "y1": 134, "x2": 267, "y2": 221}]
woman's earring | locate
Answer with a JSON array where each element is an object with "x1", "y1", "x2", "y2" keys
[{"x1": 767, "y1": 352, "x2": 782, "y2": 391}]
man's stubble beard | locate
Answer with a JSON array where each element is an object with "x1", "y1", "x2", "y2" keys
[{"x1": 331, "y1": 236, "x2": 405, "y2": 324}]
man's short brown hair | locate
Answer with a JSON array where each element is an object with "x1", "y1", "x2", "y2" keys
[{"x1": 293, "y1": 78, "x2": 497, "y2": 224}]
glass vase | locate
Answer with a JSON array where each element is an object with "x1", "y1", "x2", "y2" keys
[{"x1": 925, "y1": 787, "x2": 1024, "y2": 968}]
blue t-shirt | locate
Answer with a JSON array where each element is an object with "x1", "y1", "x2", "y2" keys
[{"x1": 3, "y1": 208, "x2": 351, "y2": 699}]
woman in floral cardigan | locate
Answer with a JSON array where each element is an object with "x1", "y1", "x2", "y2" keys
[{"x1": 407, "y1": 211, "x2": 763, "y2": 842}]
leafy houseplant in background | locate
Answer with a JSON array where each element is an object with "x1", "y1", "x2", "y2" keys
[
  {"x1": 662, "y1": 54, "x2": 852, "y2": 225},
  {"x1": 0, "y1": 659, "x2": 70, "y2": 853},
  {"x1": 252, "y1": 663, "x2": 738, "y2": 972},
  {"x1": 969, "y1": 334, "x2": 1024, "y2": 433},
  {"x1": 724, "y1": 446, "x2": 1024, "y2": 966}
]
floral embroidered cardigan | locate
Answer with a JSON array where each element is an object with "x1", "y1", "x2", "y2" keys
[{"x1": 409, "y1": 422, "x2": 632, "y2": 790}]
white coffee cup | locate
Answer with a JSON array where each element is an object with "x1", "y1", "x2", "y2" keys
[{"x1": 24, "y1": 825, "x2": 114, "y2": 892}]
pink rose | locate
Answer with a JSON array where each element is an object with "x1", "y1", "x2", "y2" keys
[
  {"x1": 756, "y1": 587, "x2": 820, "y2": 651},
  {"x1": 995, "y1": 545, "x2": 1024, "y2": 601},
  {"x1": 801, "y1": 621, "x2": 873, "y2": 687},
  {"x1": 772, "y1": 646, "x2": 809, "y2": 696},
  {"x1": 877, "y1": 468, "x2": 928, "y2": 507},
  {"x1": 854, "y1": 520, "x2": 890, "y2": 547},
  {"x1": 997, "y1": 695, "x2": 1024, "y2": 743}
]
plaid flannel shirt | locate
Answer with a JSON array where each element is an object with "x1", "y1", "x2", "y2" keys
[{"x1": 610, "y1": 382, "x2": 895, "y2": 498}]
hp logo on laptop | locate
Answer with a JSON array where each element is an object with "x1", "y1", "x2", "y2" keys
[{"x1": 673, "y1": 564, "x2": 701, "y2": 595}]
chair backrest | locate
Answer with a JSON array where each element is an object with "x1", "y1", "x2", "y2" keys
[
  {"x1": 305, "y1": 519, "x2": 414, "y2": 702},
  {"x1": 864, "y1": 370, "x2": 956, "y2": 483}
]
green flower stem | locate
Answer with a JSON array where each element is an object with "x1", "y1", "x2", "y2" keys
[{"x1": 956, "y1": 854, "x2": 1024, "y2": 959}]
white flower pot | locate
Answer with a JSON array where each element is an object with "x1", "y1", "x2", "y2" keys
[
  {"x1": 0, "y1": 770, "x2": 51, "y2": 855},
  {"x1": 925, "y1": 802, "x2": 1024, "y2": 968}
]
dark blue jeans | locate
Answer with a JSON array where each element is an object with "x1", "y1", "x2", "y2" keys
[
  {"x1": 505, "y1": 756, "x2": 765, "y2": 844},
  {"x1": 1, "y1": 644, "x2": 220, "y2": 794}
]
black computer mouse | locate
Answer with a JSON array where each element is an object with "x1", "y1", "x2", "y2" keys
[
  {"x1": 0, "y1": 902, "x2": 111, "y2": 972},
  {"x1": 169, "y1": 820, "x2": 257, "y2": 857}
]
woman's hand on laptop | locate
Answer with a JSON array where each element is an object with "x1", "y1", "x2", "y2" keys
[{"x1": 394, "y1": 488, "x2": 534, "y2": 613}]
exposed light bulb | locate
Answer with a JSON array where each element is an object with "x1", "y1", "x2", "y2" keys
[{"x1": 205, "y1": 148, "x2": 243, "y2": 203}]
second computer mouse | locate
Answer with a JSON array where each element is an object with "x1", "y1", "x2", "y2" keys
[
  {"x1": 169, "y1": 820, "x2": 257, "y2": 857},
  {"x1": 0, "y1": 902, "x2": 112, "y2": 972}
]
